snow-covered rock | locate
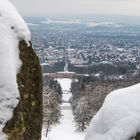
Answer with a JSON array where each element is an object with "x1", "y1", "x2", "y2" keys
[
  {"x1": 85, "y1": 83, "x2": 140, "y2": 140},
  {"x1": 0, "y1": 0, "x2": 31, "y2": 139},
  {"x1": 0, "y1": 0, "x2": 31, "y2": 45}
]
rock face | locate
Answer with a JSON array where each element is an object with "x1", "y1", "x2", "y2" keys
[
  {"x1": 136, "y1": 133, "x2": 140, "y2": 140},
  {"x1": 3, "y1": 41, "x2": 43, "y2": 140}
]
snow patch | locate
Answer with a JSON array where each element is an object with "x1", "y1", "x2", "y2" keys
[
  {"x1": 85, "y1": 83, "x2": 140, "y2": 140},
  {"x1": 27, "y1": 23, "x2": 39, "y2": 26},
  {"x1": 42, "y1": 18, "x2": 81, "y2": 25},
  {"x1": 0, "y1": 0, "x2": 31, "y2": 139},
  {"x1": 86, "y1": 21, "x2": 124, "y2": 28},
  {"x1": 56, "y1": 78, "x2": 73, "y2": 102},
  {"x1": 56, "y1": 78, "x2": 72, "y2": 92}
]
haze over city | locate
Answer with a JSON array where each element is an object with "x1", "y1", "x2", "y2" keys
[{"x1": 12, "y1": 0, "x2": 140, "y2": 17}]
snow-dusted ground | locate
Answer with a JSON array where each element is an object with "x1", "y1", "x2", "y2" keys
[
  {"x1": 0, "y1": 0, "x2": 30, "y2": 139},
  {"x1": 56, "y1": 78, "x2": 72, "y2": 91},
  {"x1": 42, "y1": 78, "x2": 85, "y2": 140},
  {"x1": 85, "y1": 83, "x2": 140, "y2": 140},
  {"x1": 57, "y1": 78, "x2": 72, "y2": 102}
]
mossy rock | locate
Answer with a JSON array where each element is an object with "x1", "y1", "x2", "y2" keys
[
  {"x1": 3, "y1": 41, "x2": 43, "y2": 140},
  {"x1": 136, "y1": 133, "x2": 140, "y2": 140}
]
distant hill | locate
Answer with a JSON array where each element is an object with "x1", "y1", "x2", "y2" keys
[{"x1": 23, "y1": 14, "x2": 140, "y2": 25}]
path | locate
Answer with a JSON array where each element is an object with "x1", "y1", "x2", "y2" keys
[{"x1": 42, "y1": 78, "x2": 85, "y2": 140}]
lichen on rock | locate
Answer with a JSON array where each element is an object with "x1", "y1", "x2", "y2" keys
[
  {"x1": 136, "y1": 133, "x2": 140, "y2": 140},
  {"x1": 3, "y1": 41, "x2": 43, "y2": 140}
]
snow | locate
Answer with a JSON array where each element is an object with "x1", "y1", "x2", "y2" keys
[
  {"x1": 56, "y1": 78, "x2": 72, "y2": 91},
  {"x1": 85, "y1": 83, "x2": 140, "y2": 140},
  {"x1": 27, "y1": 23, "x2": 39, "y2": 26},
  {"x1": 0, "y1": 0, "x2": 31, "y2": 45},
  {"x1": 42, "y1": 103, "x2": 84, "y2": 140},
  {"x1": 57, "y1": 71, "x2": 75, "y2": 74},
  {"x1": 0, "y1": 0, "x2": 31, "y2": 139},
  {"x1": 94, "y1": 73, "x2": 100, "y2": 77},
  {"x1": 57, "y1": 78, "x2": 73, "y2": 102},
  {"x1": 42, "y1": 78, "x2": 85, "y2": 140},
  {"x1": 86, "y1": 21, "x2": 124, "y2": 28},
  {"x1": 42, "y1": 18, "x2": 81, "y2": 25},
  {"x1": 62, "y1": 93, "x2": 72, "y2": 102}
]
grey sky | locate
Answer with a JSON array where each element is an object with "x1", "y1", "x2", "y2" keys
[{"x1": 11, "y1": 0, "x2": 140, "y2": 17}]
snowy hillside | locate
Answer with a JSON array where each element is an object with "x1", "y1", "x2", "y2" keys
[
  {"x1": 0, "y1": 0, "x2": 30, "y2": 139},
  {"x1": 42, "y1": 78, "x2": 85, "y2": 140},
  {"x1": 85, "y1": 83, "x2": 140, "y2": 140}
]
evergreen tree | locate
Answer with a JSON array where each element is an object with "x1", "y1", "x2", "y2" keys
[{"x1": 43, "y1": 87, "x2": 61, "y2": 137}]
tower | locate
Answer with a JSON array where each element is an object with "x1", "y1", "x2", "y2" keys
[{"x1": 63, "y1": 35, "x2": 69, "y2": 72}]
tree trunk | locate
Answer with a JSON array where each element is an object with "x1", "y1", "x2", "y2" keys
[{"x1": 46, "y1": 121, "x2": 50, "y2": 138}]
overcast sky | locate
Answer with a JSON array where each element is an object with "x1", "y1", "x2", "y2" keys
[{"x1": 11, "y1": 0, "x2": 140, "y2": 17}]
